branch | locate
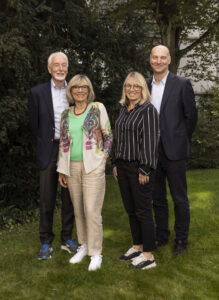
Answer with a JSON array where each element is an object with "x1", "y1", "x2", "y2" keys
[{"x1": 178, "y1": 16, "x2": 219, "y2": 59}]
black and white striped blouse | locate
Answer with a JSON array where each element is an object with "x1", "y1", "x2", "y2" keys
[{"x1": 112, "y1": 101, "x2": 159, "y2": 175}]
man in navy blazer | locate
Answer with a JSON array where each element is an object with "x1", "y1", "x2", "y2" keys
[
  {"x1": 147, "y1": 45, "x2": 197, "y2": 256},
  {"x1": 29, "y1": 52, "x2": 76, "y2": 260}
]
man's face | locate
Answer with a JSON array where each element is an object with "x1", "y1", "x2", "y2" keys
[
  {"x1": 150, "y1": 46, "x2": 171, "y2": 75},
  {"x1": 48, "y1": 54, "x2": 68, "y2": 83}
]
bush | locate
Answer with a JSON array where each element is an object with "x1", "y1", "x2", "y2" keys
[{"x1": 188, "y1": 86, "x2": 219, "y2": 168}]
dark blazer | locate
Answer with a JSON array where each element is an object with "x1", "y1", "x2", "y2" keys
[
  {"x1": 147, "y1": 72, "x2": 197, "y2": 161},
  {"x1": 29, "y1": 81, "x2": 57, "y2": 170}
]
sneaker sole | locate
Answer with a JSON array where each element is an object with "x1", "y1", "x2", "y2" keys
[
  {"x1": 69, "y1": 255, "x2": 87, "y2": 264},
  {"x1": 38, "y1": 255, "x2": 52, "y2": 260},
  {"x1": 142, "y1": 262, "x2": 157, "y2": 270}
]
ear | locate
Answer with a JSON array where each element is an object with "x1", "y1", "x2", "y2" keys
[
  {"x1": 48, "y1": 65, "x2": 51, "y2": 74},
  {"x1": 168, "y1": 56, "x2": 171, "y2": 65}
]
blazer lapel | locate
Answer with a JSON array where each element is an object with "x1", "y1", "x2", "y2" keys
[
  {"x1": 160, "y1": 72, "x2": 175, "y2": 113},
  {"x1": 147, "y1": 78, "x2": 152, "y2": 94},
  {"x1": 44, "y1": 81, "x2": 54, "y2": 123}
]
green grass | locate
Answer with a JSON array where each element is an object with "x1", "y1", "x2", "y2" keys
[{"x1": 0, "y1": 169, "x2": 218, "y2": 300}]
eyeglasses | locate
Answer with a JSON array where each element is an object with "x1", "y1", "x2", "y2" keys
[
  {"x1": 72, "y1": 85, "x2": 89, "y2": 91},
  {"x1": 125, "y1": 84, "x2": 142, "y2": 91}
]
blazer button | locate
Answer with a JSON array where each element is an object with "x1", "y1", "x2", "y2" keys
[{"x1": 51, "y1": 138, "x2": 54, "y2": 142}]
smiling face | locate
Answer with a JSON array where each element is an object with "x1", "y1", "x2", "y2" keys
[
  {"x1": 71, "y1": 81, "x2": 89, "y2": 104},
  {"x1": 150, "y1": 45, "x2": 171, "y2": 77},
  {"x1": 48, "y1": 53, "x2": 68, "y2": 84},
  {"x1": 125, "y1": 77, "x2": 142, "y2": 104}
]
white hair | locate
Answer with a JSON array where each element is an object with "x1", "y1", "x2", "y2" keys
[{"x1": 47, "y1": 52, "x2": 69, "y2": 67}]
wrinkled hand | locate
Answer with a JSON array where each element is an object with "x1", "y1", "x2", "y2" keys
[
  {"x1": 139, "y1": 173, "x2": 149, "y2": 185},
  {"x1": 58, "y1": 173, "x2": 68, "y2": 188},
  {"x1": 113, "y1": 166, "x2": 118, "y2": 181}
]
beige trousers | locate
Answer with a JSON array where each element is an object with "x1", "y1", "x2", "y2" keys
[{"x1": 66, "y1": 161, "x2": 106, "y2": 256}]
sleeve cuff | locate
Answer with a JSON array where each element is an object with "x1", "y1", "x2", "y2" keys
[{"x1": 138, "y1": 166, "x2": 151, "y2": 176}]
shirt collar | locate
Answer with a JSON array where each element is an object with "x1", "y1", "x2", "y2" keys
[
  {"x1": 152, "y1": 71, "x2": 169, "y2": 85},
  {"x1": 51, "y1": 79, "x2": 67, "y2": 89}
]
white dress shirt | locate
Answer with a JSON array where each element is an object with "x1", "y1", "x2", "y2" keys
[
  {"x1": 151, "y1": 72, "x2": 169, "y2": 114},
  {"x1": 51, "y1": 80, "x2": 69, "y2": 139}
]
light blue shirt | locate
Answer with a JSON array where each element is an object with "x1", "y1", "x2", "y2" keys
[
  {"x1": 51, "y1": 80, "x2": 69, "y2": 139},
  {"x1": 151, "y1": 72, "x2": 169, "y2": 114}
]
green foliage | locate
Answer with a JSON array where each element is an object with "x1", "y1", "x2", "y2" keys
[
  {"x1": 188, "y1": 86, "x2": 219, "y2": 168},
  {"x1": 0, "y1": 172, "x2": 219, "y2": 299}
]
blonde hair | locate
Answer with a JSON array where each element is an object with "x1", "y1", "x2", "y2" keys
[
  {"x1": 120, "y1": 71, "x2": 151, "y2": 106},
  {"x1": 66, "y1": 74, "x2": 95, "y2": 104}
]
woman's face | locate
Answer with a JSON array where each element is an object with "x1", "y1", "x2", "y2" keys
[
  {"x1": 71, "y1": 81, "x2": 89, "y2": 103},
  {"x1": 124, "y1": 77, "x2": 142, "y2": 103}
]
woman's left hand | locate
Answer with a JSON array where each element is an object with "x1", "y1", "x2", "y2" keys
[
  {"x1": 59, "y1": 173, "x2": 68, "y2": 188},
  {"x1": 139, "y1": 173, "x2": 149, "y2": 185}
]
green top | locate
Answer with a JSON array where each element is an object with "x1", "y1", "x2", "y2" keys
[{"x1": 68, "y1": 103, "x2": 92, "y2": 161}]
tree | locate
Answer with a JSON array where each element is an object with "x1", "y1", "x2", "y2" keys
[{"x1": 91, "y1": 0, "x2": 219, "y2": 77}]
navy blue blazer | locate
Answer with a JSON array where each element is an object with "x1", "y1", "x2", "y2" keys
[
  {"x1": 147, "y1": 72, "x2": 197, "y2": 161},
  {"x1": 29, "y1": 81, "x2": 60, "y2": 170}
]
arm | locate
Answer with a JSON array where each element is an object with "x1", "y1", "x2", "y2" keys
[
  {"x1": 28, "y1": 89, "x2": 39, "y2": 137},
  {"x1": 182, "y1": 79, "x2": 198, "y2": 140},
  {"x1": 139, "y1": 104, "x2": 159, "y2": 175},
  {"x1": 99, "y1": 103, "x2": 113, "y2": 158}
]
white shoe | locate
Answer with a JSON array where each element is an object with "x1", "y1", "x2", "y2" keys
[
  {"x1": 69, "y1": 244, "x2": 87, "y2": 264},
  {"x1": 130, "y1": 253, "x2": 156, "y2": 269},
  {"x1": 88, "y1": 255, "x2": 102, "y2": 271}
]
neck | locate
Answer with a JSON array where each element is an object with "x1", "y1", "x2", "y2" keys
[
  {"x1": 52, "y1": 78, "x2": 65, "y2": 89},
  {"x1": 128, "y1": 99, "x2": 140, "y2": 110},
  {"x1": 154, "y1": 70, "x2": 169, "y2": 84},
  {"x1": 75, "y1": 101, "x2": 87, "y2": 109}
]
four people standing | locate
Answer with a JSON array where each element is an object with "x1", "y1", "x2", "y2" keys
[
  {"x1": 57, "y1": 74, "x2": 113, "y2": 271},
  {"x1": 29, "y1": 52, "x2": 76, "y2": 260},
  {"x1": 148, "y1": 45, "x2": 197, "y2": 255},
  {"x1": 29, "y1": 45, "x2": 197, "y2": 269}
]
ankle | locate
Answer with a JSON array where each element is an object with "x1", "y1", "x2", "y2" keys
[{"x1": 143, "y1": 252, "x2": 154, "y2": 261}]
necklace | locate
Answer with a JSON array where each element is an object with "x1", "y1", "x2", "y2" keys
[{"x1": 74, "y1": 103, "x2": 88, "y2": 116}]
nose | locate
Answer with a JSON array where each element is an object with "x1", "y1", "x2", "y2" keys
[{"x1": 157, "y1": 57, "x2": 161, "y2": 64}]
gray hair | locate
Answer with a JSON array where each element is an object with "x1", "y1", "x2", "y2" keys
[{"x1": 47, "y1": 52, "x2": 69, "y2": 67}]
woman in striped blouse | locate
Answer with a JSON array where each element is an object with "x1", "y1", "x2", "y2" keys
[{"x1": 112, "y1": 71, "x2": 159, "y2": 270}]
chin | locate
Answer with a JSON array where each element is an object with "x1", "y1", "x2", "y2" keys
[{"x1": 54, "y1": 76, "x2": 66, "y2": 82}]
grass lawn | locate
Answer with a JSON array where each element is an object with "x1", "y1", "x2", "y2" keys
[{"x1": 0, "y1": 169, "x2": 218, "y2": 300}]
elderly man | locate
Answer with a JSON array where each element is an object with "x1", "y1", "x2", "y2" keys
[
  {"x1": 147, "y1": 45, "x2": 197, "y2": 256},
  {"x1": 29, "y1": 52, "x2": 76, "y2": 260}
]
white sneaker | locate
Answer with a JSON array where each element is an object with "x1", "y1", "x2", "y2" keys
[
  {"x1": 88, "y1": 255, "x2": 102, "y2": 271},
  {"x1": 69, "y1": 244, "x2": 87, "y2": 264},
  {"x1": 130, "y1": 253, "x2": 156, "y2": 270},
  {"x1": 119, "y1": 246, "x2": 142, "y2": 261}
]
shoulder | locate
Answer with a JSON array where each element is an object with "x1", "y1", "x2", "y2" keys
[
  {"x1": 91, "y1": 101, "x2": 106, "y2": 110},
  {"x1": 169, "y1": 72, "x2": 190, "y2": 85},
  {"x1": 30, "y1": 82, "x2": 50, "y2": 94}
]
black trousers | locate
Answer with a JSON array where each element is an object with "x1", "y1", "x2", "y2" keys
[
  {"x1": 117, "y1": 160, "x2": 155, "y2": 252},
  {"x1": 39, "y1": 142, "x2": 74, "y2": 244},
  {"x1": 153, "y1": 142, "x2": 190, "y2": 244}
]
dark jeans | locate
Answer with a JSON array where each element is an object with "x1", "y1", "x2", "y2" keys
[
  {"x1": 117, "y1": 160, "x2": 155, "y2": 252},
  {"x1": 153, "y1": 142, "x2": 190, "y2": 244},
  {"x1": 39, "y1": 142, "x2": 74, "y2": 244}
]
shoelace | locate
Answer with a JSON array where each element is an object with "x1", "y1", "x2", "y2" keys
[
  {"x1": 41, "y1": 244, "x2": 50, "y2": 251},
  {"x1": 66, "y1": 239, "x2": 75, "y2": 247}
]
